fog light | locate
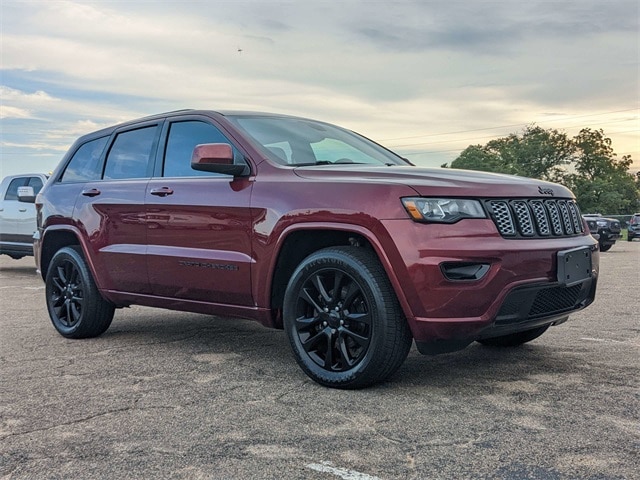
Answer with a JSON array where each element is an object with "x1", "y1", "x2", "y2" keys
[{"x1": 440, "y1": 262, "x2": 490, "y2": 281}]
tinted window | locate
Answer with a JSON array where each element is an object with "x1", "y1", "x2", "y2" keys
[
  {"x1": 27, "y1": 177, "x2": 44, "y2": 195},
  {"x1": 60, "y1": 137, "x2": 108, "y2": 183},
  {"x1": 4, "y1": 178, "x2": 27, "y2": 200},
  {"x1": 310, "y1": 138, "x2": 379, "y2": 164},
  {"x1": 103, "y1": 126, "x2": 157, "y2": 180},
  {"x1": 163, "y1": 121, "x2": 243, "y2": 177},
  {"x1": 229, "y1": 115, "x2": 407, "y2": 166}
]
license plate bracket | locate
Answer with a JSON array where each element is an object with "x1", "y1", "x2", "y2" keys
[{"x1": 557, "y1": 247, "x2": 592, "y2": 286}]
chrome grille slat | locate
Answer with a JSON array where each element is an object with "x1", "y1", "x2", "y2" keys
[
  {"x1": 545, "y1": 201, "x2": 563, "y2": 235},
  {"x1": 530, "y1": 200, "x2": 550, "y2": 236},
  {"x1": 488, "y1": 201, "x2": 516, "y2": 236},
  {"x1": 512, "y1": 200, "x2": 534, "y2": 236},
  {"x1": 567, "y1": 201, "x2": 583, "y2": 233},
  {"x1": 487, "y1": 199, "x2": 583, "y2": 239},
  {"x1": 558, "y1": 201, "x2": 574, "y2": 235}
]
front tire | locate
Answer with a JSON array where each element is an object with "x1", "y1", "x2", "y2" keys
[
  {"x1": 477, "y1": 325, "x2": 549, "y2": 347},
  {"x1": 45, "y1": 246, "x2": 115, "y2": 338},
  {"x1": 599, "y1": 242, "x2": 612, "y2": 252},
  {"x1": 283, "y1": 247, "x2": 412, "y2": 389}
]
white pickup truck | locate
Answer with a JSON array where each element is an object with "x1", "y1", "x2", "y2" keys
[{"x1": 0, "y1": 173, "x2": 48, "y2": 259}]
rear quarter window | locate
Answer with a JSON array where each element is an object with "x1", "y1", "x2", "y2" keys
[{"x1": 60, "y1": 137, "x2": 109, "y2": 183}]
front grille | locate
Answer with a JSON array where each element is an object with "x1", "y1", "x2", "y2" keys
[{"x1": 486, "y1": 199, "x2": 583, "y2": 239}]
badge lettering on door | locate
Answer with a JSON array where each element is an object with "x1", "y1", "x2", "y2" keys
[{"x1": 178, "y1": 260, "x2": 239, "y2": 271}]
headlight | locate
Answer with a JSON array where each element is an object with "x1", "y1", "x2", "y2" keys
[{"x1": 401, "y1": 197, "x2": 486, "y2": 223}]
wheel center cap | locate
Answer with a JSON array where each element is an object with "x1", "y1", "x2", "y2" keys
[
  {"x1": 319, "y1": 310, "x2": 341, "y2": 328},
  {"x1": 327, "y1": 311, "x2": 341, "y2": 328}
]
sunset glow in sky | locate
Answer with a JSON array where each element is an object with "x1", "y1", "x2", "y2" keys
[{"x1": 1, "y1": 0, "x2": 638, "y2": 177}]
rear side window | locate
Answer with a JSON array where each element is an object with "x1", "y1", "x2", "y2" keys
[
  {"x1": 163, "y1": 120, "x2": 244, "y2": 177},
  {"x1": 60, "y1": 137, "x2": 108, "y2": 183},
  {"x1": 103, "y1": 126, "x2": 158, "y2": 180}
]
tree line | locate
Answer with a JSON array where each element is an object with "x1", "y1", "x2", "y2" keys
[{"x1": 442, "y1": 126, "x2": 639, "y2": 215}]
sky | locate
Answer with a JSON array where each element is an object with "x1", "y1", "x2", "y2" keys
[{"x1": 1, "y1": 0, "x2": 639, "y2": 178}]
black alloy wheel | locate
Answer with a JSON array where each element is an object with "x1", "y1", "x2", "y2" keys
[
  {"x1": 284, "y1": 246, "x2": 412, "y2": 389},
  {"x1": 46, "y1": 246, "x2": 115, "y2": 338},
  {"x1": 50, "y1": 256, "x2": 84, "y2": 328},
  {"x1": 293, "y1": 267, "x2": 372, "y2": 372}
]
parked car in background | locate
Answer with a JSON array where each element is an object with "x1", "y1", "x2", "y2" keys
[
  {"x1": 0, "y1": 173, "x2": 48, "y2": 259},
  {"x1": 31, "y1": 110, "x2": 598, "y2": 388},
  {"x1": 582, "y1": 214, "x2": 622, "y2": 252},
  {"x1": 627, "y1": 213, "x2": 640, "y2": 242},
  {"x1": 582, "y1": 217, "x2": 600, "y2": 242}
]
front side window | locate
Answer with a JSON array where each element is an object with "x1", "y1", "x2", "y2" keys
[
  {"x1": 103, "y1": 126, "x2": 157, "y2": 180},
  {"x1": 163, "y1": 120, "x2": 244, "y2": 177},
  {"x1": 60, "y1": 137, "x2": 108, "y2": 183},
  {"x1": 27, "y1": 177, "x2": 44, "y2": 195},
  {"x1": 4, "y1": 178, "x2": 27, "y2": 200}
]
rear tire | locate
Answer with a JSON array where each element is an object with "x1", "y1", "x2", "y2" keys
[
  {"x1": 477, "y1": 325, "x2": 550, "y2": 347},
  {"x1": 283, "y1": 246, "x2": 412, "y2": 389},
  {"x1": 45, "y1": 246, "x2": 115, "y2": 338}
]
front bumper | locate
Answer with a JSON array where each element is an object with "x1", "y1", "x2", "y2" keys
[
  {"x1": 379, "y1": 218, "x2": 598, "y2": 347},
  {"x1": 598, "y1": 230, "x2": 621, "y2": 245},
  {"x1": 627, "y1": 228, "x2": 640, "y2": 239}
]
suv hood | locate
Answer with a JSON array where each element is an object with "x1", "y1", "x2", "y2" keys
[{"x1": 293, "y1": 165, "x2": 574, "y2": 198}]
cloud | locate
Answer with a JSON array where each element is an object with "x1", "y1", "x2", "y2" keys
[
  {"x1": 0, "y1": 0, "x2": 637, "y2": 178},
  {"x1": 0, "y1": 105, "x2": 32, "y2": 119}
]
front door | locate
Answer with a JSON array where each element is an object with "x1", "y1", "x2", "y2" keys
[{"x1": 145, "y1": 118, "x2": 254, "y2": 306}]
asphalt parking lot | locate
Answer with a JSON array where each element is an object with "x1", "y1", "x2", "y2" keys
[{"x1": 1, "y1": 242, "x2": 638, "y2": 480}]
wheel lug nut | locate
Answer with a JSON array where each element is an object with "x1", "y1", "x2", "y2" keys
[{"x1": 340, "y1": 320, "x2": 344, "y2": 326}]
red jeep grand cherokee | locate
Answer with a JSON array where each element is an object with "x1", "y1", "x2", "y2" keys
[{"x1": 33, "y1": 110, "x2": 598, "y2": 388}]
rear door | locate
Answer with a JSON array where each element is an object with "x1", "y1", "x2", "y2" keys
[
  {"x1": 145, "y1": 115, "x2": 254, "y2": 306},
  {"x1": 72, "y1": 122, "x2": 161, "y2": 294}
]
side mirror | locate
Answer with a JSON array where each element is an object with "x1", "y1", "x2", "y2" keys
[
  {"x1": 191, "y1": 143, "x2": 249, "y2": 176},
  {"x1": 17, "y1": 186, "x2": 36, "y2": 203}
]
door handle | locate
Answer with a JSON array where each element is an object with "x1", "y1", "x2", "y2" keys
[
  {"x1": 19, "y1": 208, "x2": 27, "y2": 212},
  {"x1": 81, "y1": 188, "x2": 101, "y2": 197},
  {"x1": 150, "y1": 187, "x2": 174, "y2": 197}
]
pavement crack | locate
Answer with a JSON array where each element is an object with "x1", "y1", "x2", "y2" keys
[{"x1": 0, "y1": 405, "x2": 177, "y2": 440}]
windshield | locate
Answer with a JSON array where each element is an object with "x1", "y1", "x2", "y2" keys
[{"x1": 228, "y1": 115, "x2": 408, "y2": 167}]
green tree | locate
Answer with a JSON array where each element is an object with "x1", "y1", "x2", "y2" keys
[
  {"x1": 446, "y1": 125, "x2": 574, "y2": 183},
  {"x1": 510, "y1": 126, "x2": 574, "y2": 183},
  {"x1": 445, "y1": 144, "x2": 514, "y2": 174},
  {"x1": 446, "y1": 125, "x2": 639, "y2": 214},
  {"x1": 565, "y1": 129, "x2": 638, "y2": 214}
]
